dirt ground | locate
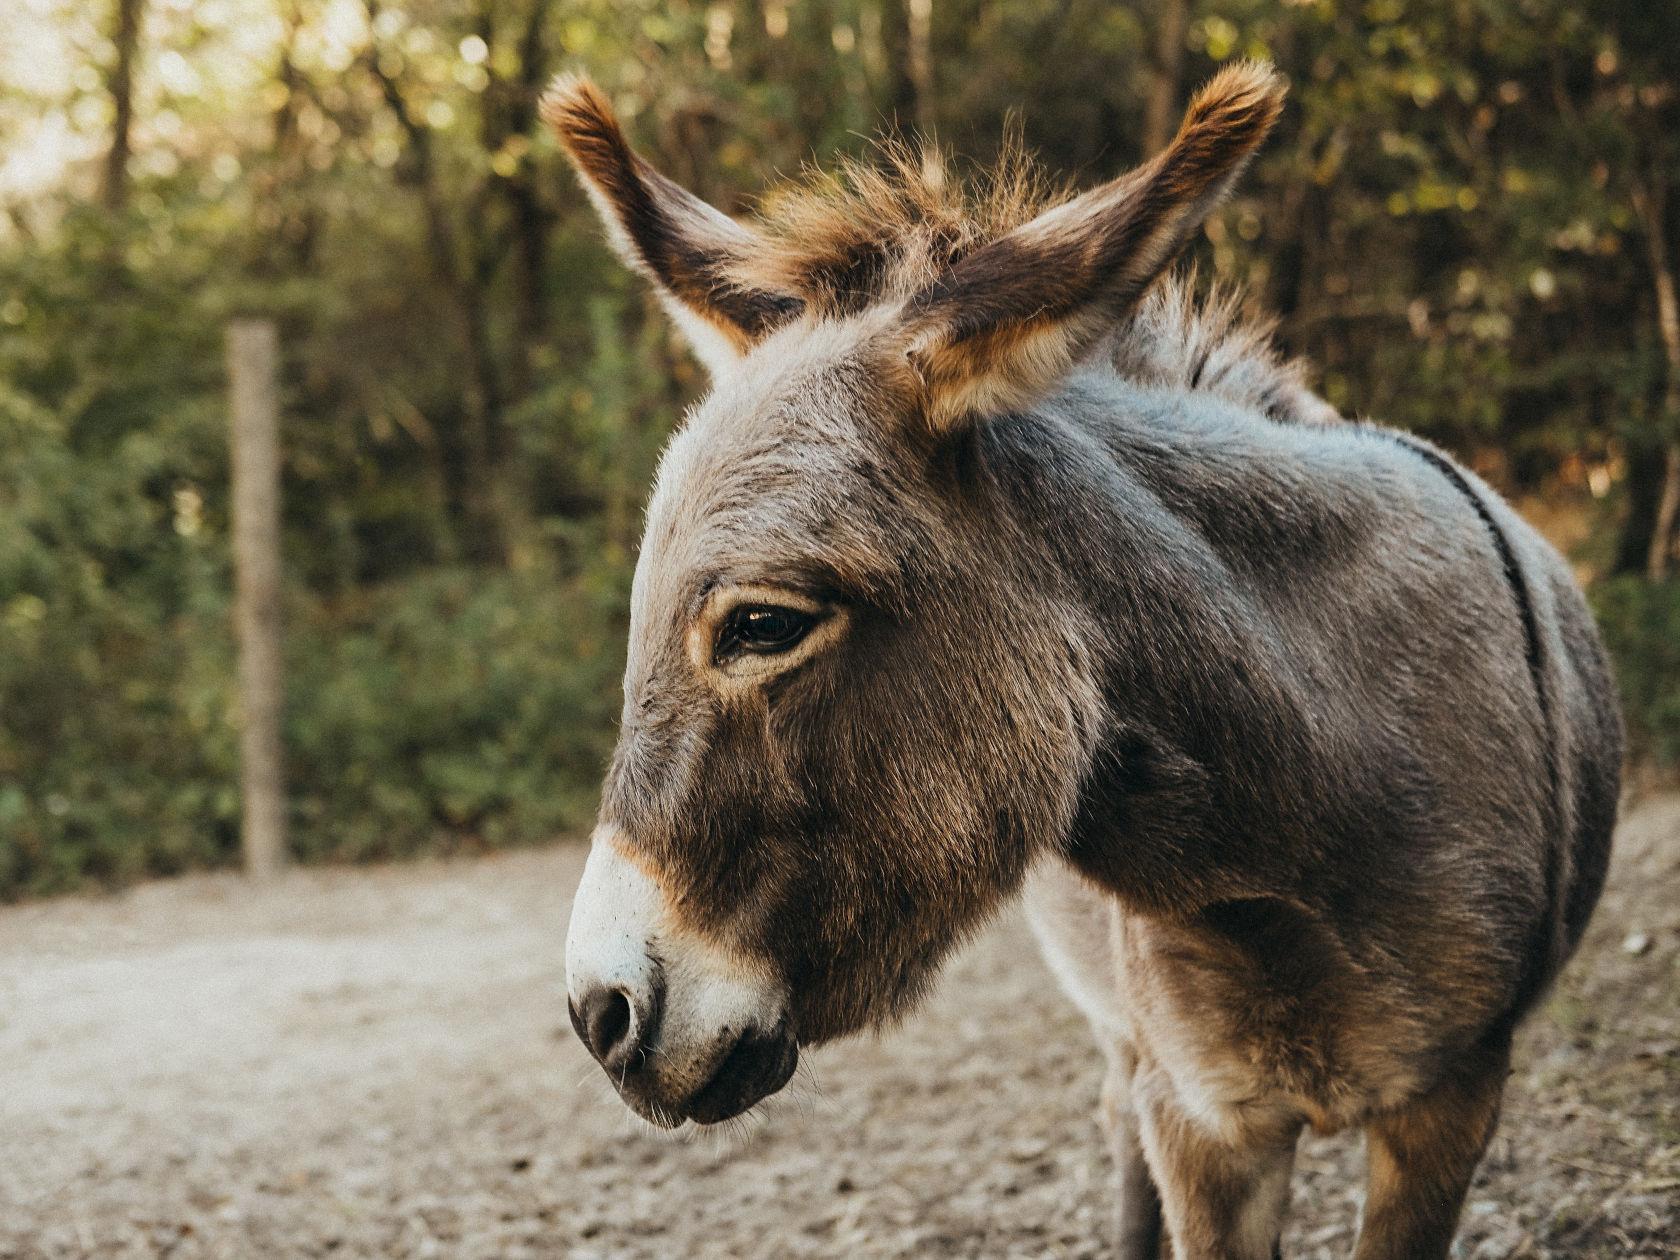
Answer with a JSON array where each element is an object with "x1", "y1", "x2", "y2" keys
[{"x1": 2, "y1": 798, "x2": 1676, "y2": 1259}]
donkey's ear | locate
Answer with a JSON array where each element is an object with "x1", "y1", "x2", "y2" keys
[
  {"x1": 903, "y1": 62, "x2": 1286, "y2": 428},
  {"x1": 541, "y1": 74, "x2": 802, "y2": 376}
]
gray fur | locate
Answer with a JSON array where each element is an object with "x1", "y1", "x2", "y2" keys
[{"x1": 998, "y1": 362, "x2": 1617, "y2": 1020}]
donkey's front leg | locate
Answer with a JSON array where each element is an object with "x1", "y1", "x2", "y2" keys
[
  {"x1": 1352, "y1": 1039, "x2": 1509, "y2": 1260},
  {"x1": 1100, "y1": 1045, "x2": 1165, "y2": 1259},
  {"x1": 1133, "y1": 1067, "x2": 1300, "y2": 1260}
]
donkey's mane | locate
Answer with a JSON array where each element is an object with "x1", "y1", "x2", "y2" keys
[
  {"x1": 736, "y1": 142, "x2": 1339, "y2": 428},
  {"x1": 1103, "y1": 275, "x2": 1342, "y2": 426},
  {"x1": 733, "y1": 134, "x2": 1068, "y2": 312}
]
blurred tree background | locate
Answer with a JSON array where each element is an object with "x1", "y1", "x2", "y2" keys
[{"x1": 1, "y1": 0, "x2": 1677, "y2": 898}]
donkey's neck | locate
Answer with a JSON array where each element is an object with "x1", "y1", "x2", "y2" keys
[{"x1": 975, "y1": 375, "x2": 1402, "y2": 918}]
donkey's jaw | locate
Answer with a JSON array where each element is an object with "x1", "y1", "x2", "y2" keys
[{"x1": 565, "y1": 827, "x2": 793, "y2": 1125}]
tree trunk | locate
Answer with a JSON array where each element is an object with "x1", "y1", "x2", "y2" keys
[
  {"x1": 1614, "y1": 437, "x2": 1663, "y2": 575},
  {"x1": 880, "y1": 0, "x2": 915, "y2": 128},
  {"x1": 102, "y1": 0, "x2": 144, "y2": 212},
  {"x1": 1141, "y1": 0, "x2": 1190, "y2": 155},
  {"x1": 486, "y1": 0, "x2": 552, "y2": 398},
  {"x1": 363, "y1": 1, "x2": 507, "y2": 561},
  {"x1": 1634, "y1": 179, "x2": 1680, "y2": 581},
  {"x1": 227, "y1": 319, "x2": 288, "y2": 879},
  {"x1": 905, "y1": 0, "x2": 934, "y2": 139},
  {"x1": 512, "y1": 0, "x2": 551, "y2": 356},
  {"x1": 1652, "y1": 444, "x2": 1680, "y2": 581}
]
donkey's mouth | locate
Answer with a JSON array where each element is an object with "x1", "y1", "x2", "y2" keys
[{"x1": 681, "y1": 1023, "x2": 799, "y2": 1125}]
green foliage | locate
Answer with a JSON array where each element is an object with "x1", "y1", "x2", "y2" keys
[
  {"x1": 1, "y1": 0, "x2": 1676, "y2": 898},
  {"x1": 1592, "y1": 577, "x2": 1680, "y2": 768},
  {"x1": 0, "y1": 210, "x2": 237, "y2": 897},
  {"x1": 285, "y1": 556, "x2": 625, "y2": 863}
]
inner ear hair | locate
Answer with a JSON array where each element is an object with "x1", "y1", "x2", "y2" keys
[
  {"x1": 541, "y1": 74, "x2": 802, "y2": 369},
  {"x1": 904, "y1": 60, "x2": 1287, "y2": 428}
]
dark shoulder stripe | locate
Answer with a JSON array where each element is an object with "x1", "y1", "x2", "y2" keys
[
  {"x1": 1373, "y1": 427, "x2": 1563, "y2": 1017},
  {"x1": 1389, "y1": 436, "x2": 1546, "y2": 697}
]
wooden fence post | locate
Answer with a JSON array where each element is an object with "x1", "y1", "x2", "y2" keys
[{"x1": 227, "y1": 318, "x2": 287, "y2": 877}]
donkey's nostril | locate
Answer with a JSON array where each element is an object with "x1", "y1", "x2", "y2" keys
[
  {"x1": 573, "y1": 985, "x2": 642, "y2": 1072},
  {"x1": 589, "y1": 989, "x2": 631, "y2": 1058}
]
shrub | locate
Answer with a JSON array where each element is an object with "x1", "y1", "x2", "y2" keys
[
  {"x1": 284, "y1": 557, "x2": 625, "y2": 864},
  {"x1": 1591, "y1": 576, "x2": 1680, "y2": 771}
]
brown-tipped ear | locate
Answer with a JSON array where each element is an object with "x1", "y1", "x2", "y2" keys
[
  {"x1": 903, "y1": 61, "x2": 1286, "y2": 428},
  {"x1": 541, "y1": 74, "x2": 801, "y2": 375}
]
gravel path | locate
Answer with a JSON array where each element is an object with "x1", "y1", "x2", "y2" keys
[{"x1": 2, "y1": 799, "x2": 1676, "y2": 1259}]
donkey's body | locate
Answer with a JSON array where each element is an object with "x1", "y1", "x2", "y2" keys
[
  {"x1": 546, "y1": 64, "x2": 1621, "y2": 1258},
  {"x1": 999, "y1": 363, "x2": 1616, "y2": 1055},
  {"x1": 1007, "y1": 348, "x2": 1618, "y2": 1253}
]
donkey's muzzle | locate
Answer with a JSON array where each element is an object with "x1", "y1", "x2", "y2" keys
[
  {"x1": 568, "y1": 979, "x2": 797, "y2": 1125},
  {"x1": 566, "y1": 826, "x2": 794, "y2": 1126}
]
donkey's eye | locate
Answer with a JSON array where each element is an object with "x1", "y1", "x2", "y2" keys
[{"x1": 719, "y1": 605, "x2": 815, "y2": 658}]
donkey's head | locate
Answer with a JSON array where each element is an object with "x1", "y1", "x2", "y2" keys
[{"x1": 547, "y1": 65, "x2": 1284, "y2": 1126}]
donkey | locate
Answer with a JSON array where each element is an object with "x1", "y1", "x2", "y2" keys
[{"x1": 545, "y1": 62, "x2": 1621, "y2": 1259}]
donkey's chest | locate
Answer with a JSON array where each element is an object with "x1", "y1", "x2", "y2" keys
[{"x1": 1112, "y1": 903, "x2": 1434, "y2": 1136}]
